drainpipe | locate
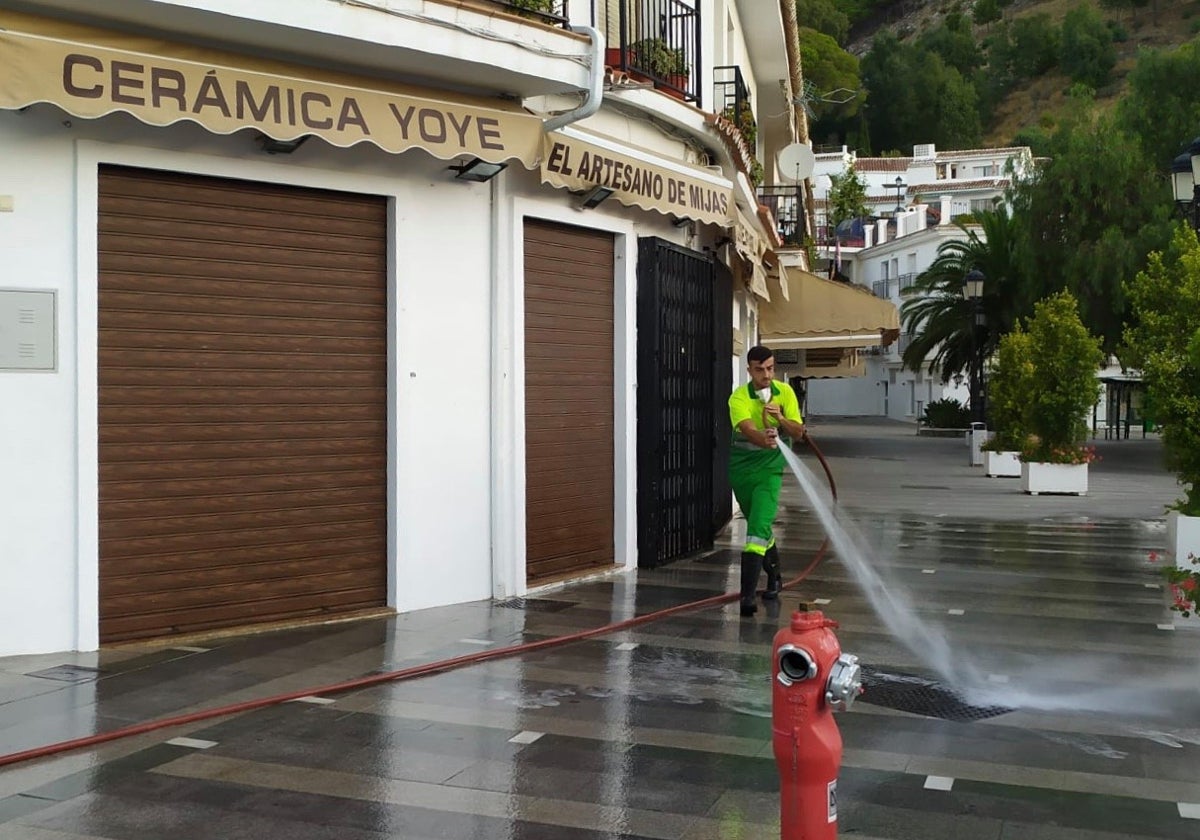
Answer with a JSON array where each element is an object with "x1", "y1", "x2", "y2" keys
[{"x1": 543, "y1": 25, "x2": 604, "y2": 132}]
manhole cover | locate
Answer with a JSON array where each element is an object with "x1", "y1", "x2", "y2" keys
[
  {"x1": 858, "y1": 666, "x2": 1013, "y2": 722},
  {"x1": 25, "y1": 664, "x2": 102, "y2": 683},
  {"x1": 493, "y1": 598, "x2": 576, "y2": 613}
]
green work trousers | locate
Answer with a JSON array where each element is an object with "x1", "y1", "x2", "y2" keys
[{"x1": 730, "y1": 452, "x2": 783, "y2": 556}]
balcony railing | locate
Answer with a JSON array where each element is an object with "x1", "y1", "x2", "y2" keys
[
  {"x1": 758, "y1": 184, "x2": 806, "y2": 248},
  {"x1": 714, "y1": 65, "x2": 755, "y2": 147},
  {"x1": 494, "y1": 0, "x2": 571, "y2": 27},
  {"x1": 898, "y1": 272, "x2": 918, "y2": 293},
  {"x1": 592, "y1": 0, "x2": 702, "y2": 105},
  {"x1": 872, "y1": 279, "x2": 891, "y2": 299}
]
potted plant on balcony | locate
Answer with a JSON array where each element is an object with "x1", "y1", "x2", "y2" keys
[
  {"x1": 721, "y1": 101, "x2": 758, "y2": 147},
  {"x1": 630, "y1": 38, "x2": 690, "y2": 98},
  {"x1": 981, "y1": 326, "x2": 1034, "y2": 478},
  {"x1": 1018, "y1": 291, "x2": 1104, "y2": 495},
  {"x1": 508, "y1": 0, "x2": 556, "y2": 18},
  {"x1": 1124, "y1": 225, "x2": 1200, "y2": 588}
]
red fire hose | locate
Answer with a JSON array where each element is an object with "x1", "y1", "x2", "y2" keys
[{"x1": 0, "y1": 436, "x2": 837, "y2": 769}]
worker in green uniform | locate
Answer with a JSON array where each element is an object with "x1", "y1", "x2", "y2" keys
[{"x1": 729, "y1": 345, "x2": 807, "y2": 616}]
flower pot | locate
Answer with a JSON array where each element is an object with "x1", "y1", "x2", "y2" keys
[
  {"x1": 1020, "y1": 461, "x2": 1088, "y2": 495},
  {"x1": 1167, "y1": 511, "x2": 1200, "y2": 565},
  {"x1": 658, "y1": 74, "x2": 690, "y2": 99},
  {"x1": 984, "y1": 450, "x2": 1021, "y2": 478}
]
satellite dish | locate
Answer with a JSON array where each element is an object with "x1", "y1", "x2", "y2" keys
[{"x1": 777, "y1": 143, "x2": 815, "y2": 183}]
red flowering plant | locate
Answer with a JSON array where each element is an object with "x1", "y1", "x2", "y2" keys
[
  {"x1": 1019, "y1": 436, "x2": 1101, "y2": 465},
  {"x1": 1163, "y1": 553, "x2": 1200, "y2": 617},
  {"x1": 1148, "y1": 550, "x2": 1200, "y2": 617}
]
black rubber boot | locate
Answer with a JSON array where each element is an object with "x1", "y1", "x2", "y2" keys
[
  {"x1": 762, "y1": 545, "x2": 782, "y2": 601},
  {"x1": 739, "y1": 551, "x2": 760, "y2": 616}
]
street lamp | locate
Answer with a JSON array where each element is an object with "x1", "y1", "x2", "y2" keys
[
  {"x1": 962, "y1": 268, "x2": 986, "y2": 426},
  {"x1": 1170, "y1": 136, "x2": 1200, "y2": 231},
  {"x1": 892, "y1": 175, "x2": 907, "y2": 213}
]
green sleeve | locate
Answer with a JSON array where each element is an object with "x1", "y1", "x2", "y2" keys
[
  {"x1": 730, "y1": 389, "x2": 753, "y2": 429},
  {"x1": 781, "y1": 385, "x2": 803, "y2": 423}
]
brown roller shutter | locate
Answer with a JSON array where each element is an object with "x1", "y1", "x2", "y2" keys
[
  {"x1": 523, "y1": 219, "x2": 615, "y2": 585},
  {"x1": 97, "y1": 165, "x2": 388, "y2": 643}
]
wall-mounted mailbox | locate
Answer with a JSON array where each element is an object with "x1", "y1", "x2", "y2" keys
[{"x1": 0, "y1": 289, "x2": 57, "y2": 372}]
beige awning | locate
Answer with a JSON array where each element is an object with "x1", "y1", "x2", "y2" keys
[
  {"x1": 0, "y1": 10, "x2": 543, "y2": 165},
  {"x1": 541, "y1": 127, "x2": 736, "y2": 226},
  {"x1": 799, "y1": 348, "x2": 865, "y2": 379},
  {"x1": 760, "y1": 268, "x2": 900, "y2": 350}
]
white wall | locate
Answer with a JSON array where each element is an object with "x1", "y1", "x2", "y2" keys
[{"x1": 0, "y1": 105, "x2": 499, "y2": 655}]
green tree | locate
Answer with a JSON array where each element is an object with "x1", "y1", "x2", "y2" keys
[
  {"x1": 1117, "y1": 39, "x2": 1200, "y2": 174},
  {"x1": 1060, "y1": 3, "x2": 1117, "y2": 88},
  {"x1": 798, "y1": 27, "x2": 864, "y2": 124},
  {"x1": 862, "y1": 34, "x2": 981, "y2": 152},
  {"x1": 900, "y1": 210, "x2": 1033, "y2": 381},
  {"x1": 1023, "y1": 291, "x2": 1104, "y2": 459},
  {"x1": 1010, "y1": 14, "x2": 1061, "y2": 79},
  {"x1": 826, "y1": 164, "x2": 868, "y2": 227},
  {"x1": 974, "y1": 0, "x2": 1002, "y2": 27},
  {"x1": 918, "y1": 14, "x2": 982, "y2": 77},
  {"x1": 1011, "y1": 107, "x2": 1174, "y2": 351},
  {"x1": 796, "y1": 0, "x2": 851, "y2": 44},
  {"x1": 1123, "y1": 225, "x2": 1200, "y2": 515}
]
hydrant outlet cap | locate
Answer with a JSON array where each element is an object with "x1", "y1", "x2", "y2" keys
[{"x1": 790, "y1": 610, "x2": 828, "y2": 630}]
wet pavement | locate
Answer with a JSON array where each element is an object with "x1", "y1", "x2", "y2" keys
[{"x1": 2, "y1": 418, "x2": 1199, "y2": 839}]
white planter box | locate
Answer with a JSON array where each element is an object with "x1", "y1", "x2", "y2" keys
[
  {"x1": 1167, "y1": 511, "x2": 1200, "y2": 566},
  {"x1": 984, "y1": 450, "x2": 1021, "y2": 478},
  {"x1": 1020, "y1": 461, "x2": 1088, "y2": 495},
  {"x1": 1166, "y1": 513, "x2": 1200, "y2": 630}
]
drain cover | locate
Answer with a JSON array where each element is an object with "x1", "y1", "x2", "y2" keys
[
  {"x1": 858, "y1": 666, "x2": 1013, "y2": 722},
  {"x1": 493, "y1": 598, "x2": 576, "y2": 613},
  {"x1": 25, "y1": 664, "x2": 102, "y2": 683}
]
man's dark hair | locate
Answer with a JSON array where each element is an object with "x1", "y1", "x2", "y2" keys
[{"x1": 747, "y1": 345, "x2": 774, "y2": 365}]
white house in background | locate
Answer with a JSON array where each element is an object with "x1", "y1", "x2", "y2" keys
[{"x1": 801, "y1": 144, "x2": 1035, "y2": 421}]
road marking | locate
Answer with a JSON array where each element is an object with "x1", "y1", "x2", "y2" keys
[
  {"x1": 947, "y1": 609, "x2": 965, "y2": 616},
  {"x1": 508, "y1": 730, "x2": 544, "y2": 745},
  {"x1": 615, "y1": 642, "x2": 638, "y2": 651},
  {"x1": 1179, "y1": 802, "x2": 1200, "y2": 819},
  {"x1": 924, "y1": 776, "x2": 955, "y2": 791},
  {"x1": 171, "y1": 646, "x2": 210, "y2": 653},
  {"x1": 814, "y1": 598, "x2": 832, "y2": 605},
  {"x1": 1157, "y1": 624, "x2": 1177, "y2": 631},
  {"x1": 167, "y1": 737, "x2": 217, "y2": 749},
  {"x1": 288, "y1": 696, "x2": 336, "y2": 705},
  {"x1": 922, "y1": 569, "x2": 937, "y2": 575},
  {"x1": 460, "y1": 638, "x2": 495, "y2": 646}
]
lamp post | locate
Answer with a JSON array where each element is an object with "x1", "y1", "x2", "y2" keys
[
  {"x1": 962, "y1": 268, "x2": 986, "y2": 426},
  {"x1": 1170, "y1": 136, "x2": 1200, "y2": 231},
  {"x1": 892, "y1": 175, "x2": 907, "y2": 213}
]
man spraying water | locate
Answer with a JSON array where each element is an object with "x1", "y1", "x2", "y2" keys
[{"x1": 729, "y1": 345, "x2": 807, "y2": 616}]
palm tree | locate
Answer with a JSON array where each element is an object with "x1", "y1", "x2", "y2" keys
[{"x1": 900, "y1": 209, "x2": 1034, "y2": 382}]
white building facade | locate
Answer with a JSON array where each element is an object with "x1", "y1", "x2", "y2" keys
[
  {"x1": 0, "y1": 0, "x2": 810, "y2": 655},
  {"x1": 799, "y1": 144, "x2": 1034, "y2": 420}
]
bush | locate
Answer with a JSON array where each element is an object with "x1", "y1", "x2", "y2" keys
[
  {"x1": 922, "y1": 398, "x2": 971, "y2": 429},
  {"x1": 986, "y1": 326, "x2": 1036, "y2": 451},
  {"x1": 1020, "y1": 291, "x2": 1104, "y2": 463}
]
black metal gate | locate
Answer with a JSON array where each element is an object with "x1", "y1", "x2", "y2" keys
[{"x1": 636, "y1": 238, "x2": 732, "y2": 568}]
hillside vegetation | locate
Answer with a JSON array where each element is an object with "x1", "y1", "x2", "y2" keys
[{"x1": 799, "y1": 0, "x2": 1200, "y2": 152}]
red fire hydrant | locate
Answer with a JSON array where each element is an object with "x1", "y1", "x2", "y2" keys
[{"x1": 772, "y1": 606, "x2": 862, "y2": 839}]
